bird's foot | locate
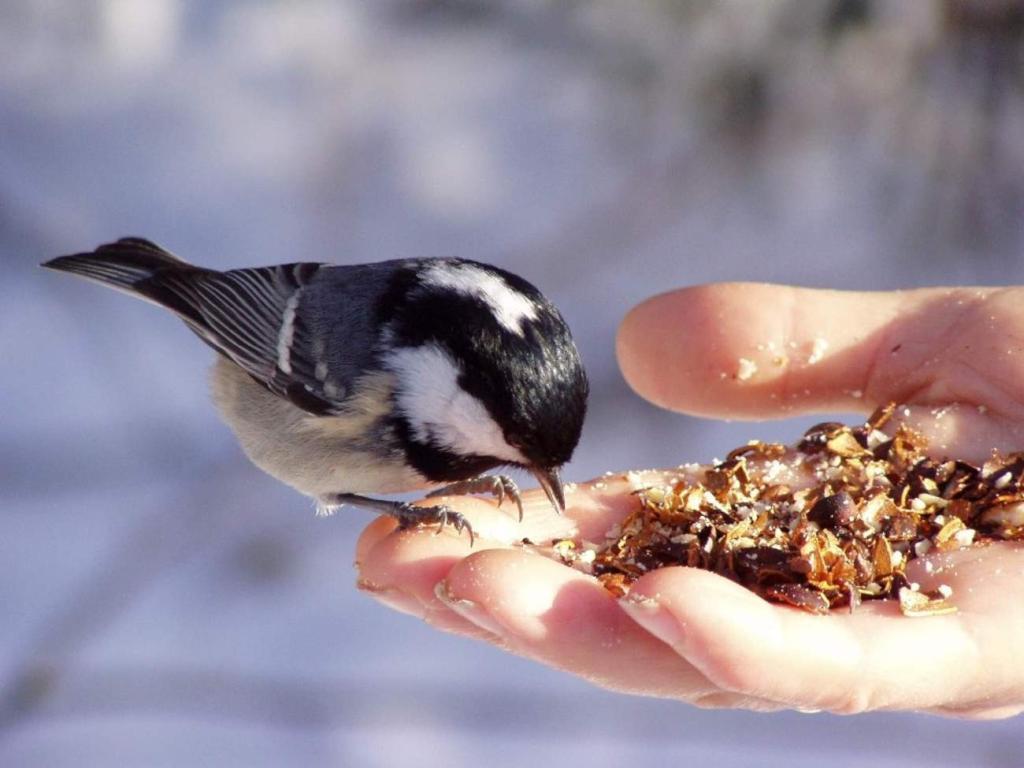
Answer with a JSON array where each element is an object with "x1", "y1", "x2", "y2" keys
[
  {"x1": 395, "y1": 502, "x2": 474, "y2": 545},
  {"x1": 326, "y1": 493, "x2": 474, "y2": 545},
  {"x1": 427, "y1": 475, "x2": 523, "y2": 522}
]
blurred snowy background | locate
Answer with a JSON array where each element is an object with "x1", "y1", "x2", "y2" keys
[{"x1": 3, "y1": 0, "x2": 1024, "y2": 765}]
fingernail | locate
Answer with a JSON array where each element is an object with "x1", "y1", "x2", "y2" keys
[
  {"x1": 434, "y1": 580, "x2": 506, "y2": 637},
  {"x1": 619, "y1": 592, "x2": 687, "y2": 648}
]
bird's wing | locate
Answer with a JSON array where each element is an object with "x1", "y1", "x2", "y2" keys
[
  {"x1": 46, "y1": 238, "x2": 397, "y2": 415},
  {"x1": 140, "y1": 263, "x2": 349, "y2": 415}
]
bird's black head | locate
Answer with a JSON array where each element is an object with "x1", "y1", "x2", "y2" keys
[{"x1": 378, "y1": 258, "x2": 588, "y2": 503}]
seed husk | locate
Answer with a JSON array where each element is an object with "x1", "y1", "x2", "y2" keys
[{"x1": 554, "y1": 406, "x2": 1024, "y2": 615}]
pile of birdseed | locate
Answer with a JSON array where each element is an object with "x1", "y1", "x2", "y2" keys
[{"x1": 553, "y1": 404, "x2": 1024, "y2": 616}]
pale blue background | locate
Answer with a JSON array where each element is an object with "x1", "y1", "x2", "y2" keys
[{"x1": 3, "y1": 1, "x2": 1024, "y2": 765}]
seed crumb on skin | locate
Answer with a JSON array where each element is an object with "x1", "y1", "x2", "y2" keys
[
  {"x1": 736, "y1": 358, "x2": 758, "y2": 381},
  {"x1": 807, "y1": 337, "x2": 829, "y2": 365}
]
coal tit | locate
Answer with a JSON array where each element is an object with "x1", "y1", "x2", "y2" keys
[{"x1": 43, "y1": 239, "x2": 588, "y2": 542}]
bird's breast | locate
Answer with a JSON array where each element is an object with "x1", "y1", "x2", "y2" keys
[{"x1": 209, "y1": 358, "x2": 429, "y2": 499}]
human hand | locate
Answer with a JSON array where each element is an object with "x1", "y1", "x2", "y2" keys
[{"x1": 355, "y1": 283, "x2": 1024, "y2": 718}]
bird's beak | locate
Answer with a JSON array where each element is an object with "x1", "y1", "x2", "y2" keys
[{"x1": 531, "y1": 466, "x2": 565, "y2": 515}]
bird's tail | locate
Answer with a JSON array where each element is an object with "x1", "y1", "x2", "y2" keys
[{"x1": 42, "y1": 237, "x2": 191, "y2": 291}]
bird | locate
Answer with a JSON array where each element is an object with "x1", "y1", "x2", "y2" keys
[{"x1": 42, "y1": 238, "x2": 589, "y2": 544}]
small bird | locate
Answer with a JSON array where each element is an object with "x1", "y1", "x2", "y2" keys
[{"x1": 43, "y1": 238, "x2": 588, "y2": 542}]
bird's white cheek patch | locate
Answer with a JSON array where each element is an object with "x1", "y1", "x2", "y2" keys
[
  {"x1": 386, "y1": 344, "x2": 528, "y2": 465},
  {"x1": 420, "y1": 262, "x2": 538, "y2": 334}
]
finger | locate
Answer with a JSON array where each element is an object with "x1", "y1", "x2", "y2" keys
[
  {"x1": 436, "y1": 548, "x2": 719, "y2": 698},
  {"x1": 353, "y1": 472, "x2": 652, "y2": 606},
  {"x1": 354, "y1": 490, "x2": 592, "y2": 618},
  {"x1": 616, "y1": 283, "x2": 1011, "y2": 419},
  {"x1": 927, "y1": 704, "x2": 1024, "y2": 720},
  {"x1": 423, "y1": 489, "x2": 577, "y2": 544},
  {"x1": 358, "y1": 469, "x2": 663, "y2": 556},
  {"x1": 620, "y1": 566, "x2": 986, "y2": 714},
  {"x1": 692, "y1": 692, "x2": 791, "y2": 712},
  {"x1": 356, "y1": 531, "x2": 470, "y2": 620},
  {"x1": 883, "y1": 402, "x2": 1024, "y2": 463},
  {"x1": 356, "y1": 504, "x2": 517, "y2": 640},
  {"x1": 355, "y1": 515, "x2": 399, "y2": 569},
  {"x1": 905, "y1": 543, "x2": 1024, "y2": 712},
  {"x1": 556, "y1": 471, "x2": 661, "y2": 542},
  {"x1": 476, "y1": 470, "x2": 666, "y2": 543},
  {"x1": 355, "y1": 475, "x2": 674, "y2": 656},
  {"x1": 356, "y1": 497, "x2": 509, "y2": 605}
]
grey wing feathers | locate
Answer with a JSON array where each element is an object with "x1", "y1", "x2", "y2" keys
[
  {"x1": 144, "y1": 263, "x2": 347, "y2": 415},
  {"x1": 44, "y1": 238, "x2": 346, "y2": 416}
]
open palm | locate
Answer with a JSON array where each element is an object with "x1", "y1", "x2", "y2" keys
[{"x1": 356, "y1": 284, "x2": 1024, "y2": 719}]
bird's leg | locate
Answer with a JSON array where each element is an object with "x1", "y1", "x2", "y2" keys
[
  {"x1": 426, "y1": 475, "x2": 523, "y2": 521},
  {"x1": 325, "y1": 493, "x2": 474, "y2": 545}
]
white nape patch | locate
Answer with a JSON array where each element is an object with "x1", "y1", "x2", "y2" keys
[
  {"x1": 386, "y1": 343, "x2": 528, "y2": 465},
  {"x1": 421, "y1": 262, "x2": 538, "y2": 334},
  {"x1": 276, "y1": 289, "x2": 303, "y2": 374}
]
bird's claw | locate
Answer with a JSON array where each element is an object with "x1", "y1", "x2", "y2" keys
[
  {"x1": 427, "y1": 475, "x2": 524, "y2": 522},
  {"x1": 396, "y1": 503, "x2": 475, "y2": 546}
]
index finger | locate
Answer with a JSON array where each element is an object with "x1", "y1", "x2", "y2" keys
[{"x1": 615, "y1": 283, "x2": 1014, "y2": 420}]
